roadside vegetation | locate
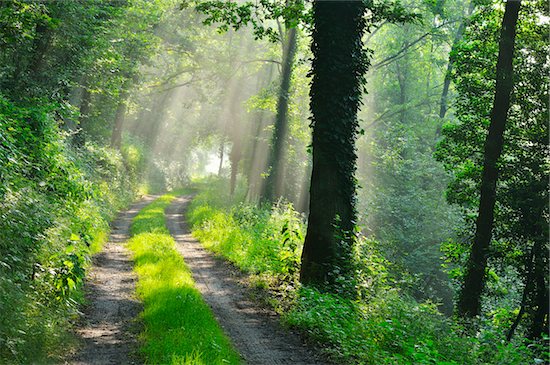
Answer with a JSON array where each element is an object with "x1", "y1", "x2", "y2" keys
[
  {"x1": 128, "y1": 193, "x2": 241, "y2": 365},
  {"x1": 0, "y1": 95, "x2": 147, "y2": 363},
  {"x1": 188, "y1": 178, "x2": 541, "y2": 365}
]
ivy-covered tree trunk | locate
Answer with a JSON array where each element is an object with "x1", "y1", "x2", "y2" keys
[
  {"x1": 300, "y1": 0, "x2": 366, "y2": 288},
  {"x1": 457, "y1": 0, "x2": 521, "y2": 319},
  {"x1": 263, "y1": 27, "x2": 298, "y2": 202}
]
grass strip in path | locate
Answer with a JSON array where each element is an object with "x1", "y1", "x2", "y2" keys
[{"x1": 127, "y1": 194, "x2": 242, "y2": 365}]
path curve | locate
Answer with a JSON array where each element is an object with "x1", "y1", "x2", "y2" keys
[
  {"x1": 166, "y1": 196, "x2": 330, "y2": 365},
  {"x1": 69, "y1": 196, "x2": 156, "y2": 365}
]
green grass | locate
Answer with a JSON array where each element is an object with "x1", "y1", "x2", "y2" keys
[
  {"x1": 187, "y1": 184, "x2": 304, "y2": 278},
  {"x1": 127, "y1": 193, "x2": 242, "y2": 365}
]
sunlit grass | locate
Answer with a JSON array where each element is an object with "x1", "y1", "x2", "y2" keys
[{"x1": 128, "y1": 194, "x2": 241, "y2": 365}]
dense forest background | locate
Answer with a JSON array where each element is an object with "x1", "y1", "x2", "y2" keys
[{"x1": 0, "y1": 0, "x2": 547, "y2": 364}]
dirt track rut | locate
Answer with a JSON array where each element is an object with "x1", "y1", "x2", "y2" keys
[
  {"x1": 69, "y1": 196, "x2": 155, "y2": 365},
  {"x1": 166, "y1": 195, "x2": 329, "y2": 365}
]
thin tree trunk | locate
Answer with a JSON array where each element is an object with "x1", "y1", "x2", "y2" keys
[
  {"x1": 146, "y1": 91, "x2": 172, "y2": 151},
  {"x1": 246, "y1": 113, "x2": 267, "y2": 202},
  {"x1": 300, "y1": 0, "x2": 367, "y2": 289},
  {"x1": 229, "y1": 142, "x2": 242, "y2": 195},
  {"x1": 245, "y1": 65, "x2": 274, "y2": 202},
  {"x1": 218, "y1": 137, "x2": 225, "y2": 176},
  {"x1": 457, "y1": 0, "x2": 521, "y2": 319},
  {"x1": 437, "y1": 1, "x2": 475, "y2": 122},
  {"x1": 529, "y1": 242, "x2": 549, "y2": 339},
  {"x1": 263, "y1": 26, "x2": 298, "y2": 202},
  {"x1": 506, "y1": 249, "x2": 534, "y2": 341},
  {"x1": 73, "y1": 88, "x2": 91, "y2": 147},
  {"x1": 110, "y1": 92, "x2": 128, "y2": 150}
]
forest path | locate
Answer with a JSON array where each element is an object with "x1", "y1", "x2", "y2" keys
[
  {"x1": 165, "y1": 195, "x2": 329, "y2": 365},
  {"x1": 68, "y1": 196, "x2": 157, "y2": 365}
]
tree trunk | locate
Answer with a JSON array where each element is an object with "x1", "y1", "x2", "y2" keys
[
  {"x1": 529, "y1": 241, "x2": 549, "y2": 339},
  {"x1": 263, "y1": 26, "x2": 298, "y2": 202},
  {"x1": 246, "y1": 112, "x2": 268, "y2": 202},
  {"x1": 218, "y1": 136, "x2": 225, "y2": 176},
  {"x1": 146, "y1": 91, "x2": 172, "y2": 151},
  {"x1": 229, "y1": 141, "x2": 242, "y2": 196},
  {"x1": 110, "y1": 92, "x2": 128, "y2": 150},
  {"x1": 437, "y1": 1, "x2": 475, "y2": 122},
  {"x1": 73, "y1": 87, "x2": 92, "y2": 147},
  {"x1": 457, "y1": 0, "x2": 521, "y2": 319},
  {"x1": 506, "y1": 248, "x2": 534, "y2": 341},
  {"x1": 300, "y1": 0, "x2": 367, "y2": 289}
]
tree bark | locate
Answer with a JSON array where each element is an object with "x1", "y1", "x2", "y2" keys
[
  {"x1": 263, "y1": 26, "x2": 298, "y2": 202},
  {"x1": 300, "y1": 0, "x2": 366, "y2": 289},
  {"x1": 529, "y1": 242, "x2": 549, "y2": 339},
  {"x1": 457, "y1": 0, "x2": 521, "y2": 319}
]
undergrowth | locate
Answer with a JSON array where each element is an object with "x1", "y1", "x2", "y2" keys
[
  {"x1": 127, "y1": 194, "x2": 241, "y2": 365},
  {"x1": 0, "y1": 95, "x2": 143, "y2": 363},
  {"x1": 187, "y1": 178, "x2": 539, "y2": 365}
]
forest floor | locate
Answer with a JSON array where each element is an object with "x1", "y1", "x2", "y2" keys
[
  {"x1": 68, "y1": 196, "x2": 156, "y2": 365},
  {"x1": 69, "y1": 194, "x2": 329, "y2": 365}
]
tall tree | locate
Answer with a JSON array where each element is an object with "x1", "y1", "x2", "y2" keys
[
  {"x1": 299, "y1": 0, "x2": 367, "y2": 288},
  {"x1": 438, "y1": 1, "x2": 474, "y2": 120},
  {"x1": 457, "y1": 0, "x2": 521, "y2": 319},
  {"x1": 300, "y1": 0, "x2": 415, "y2": 289},
  {"x1": 263, "y1": 26, "x2": 298, "y2": 202}
]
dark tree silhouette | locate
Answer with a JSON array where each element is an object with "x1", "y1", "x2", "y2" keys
[{"x1": 457, "y1": 0, "x2": 521, "y2": 319}]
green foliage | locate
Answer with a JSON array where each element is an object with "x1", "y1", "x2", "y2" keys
[
  {"x1": 435, "y1": 0, "x2": 549, "y2": 332},
  {"x1": 127, "y1": 194, "x2": 241, "y2": 364},
  {"x1": 0, "y1": 94, "x2": 140, "y2": 363},
  {"x1": 195, "y1": 0, "x2": 310, "y2": 43},
  {"x1": 188, "y1": 181, "x2": 304, "y2": 278},
  {"x1": 286, "y1": 288, "x2": 470, "y2": 364}
]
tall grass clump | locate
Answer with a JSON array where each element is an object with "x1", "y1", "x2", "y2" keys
[
  {"x1": 127, "y1": 194, "x2": 241, "y2": 365},
  {"x1": 188, "y1": 179, "x2": 304, "y2": 280}
]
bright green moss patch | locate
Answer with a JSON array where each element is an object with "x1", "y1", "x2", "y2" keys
[{"x1": 128, "y1": 194, "x2": 241, "y2": 365}]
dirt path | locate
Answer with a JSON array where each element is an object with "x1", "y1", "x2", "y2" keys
[
  {"x1": 165, "y1": 196, "x2": 330, "y2": 365},
  {"x1": 68, "y1": 196, "x2": 156, "y2": 365}
]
